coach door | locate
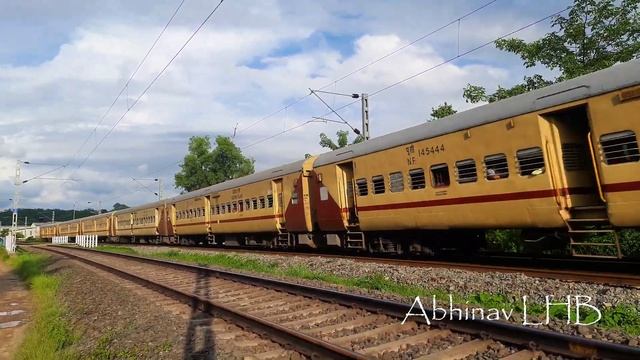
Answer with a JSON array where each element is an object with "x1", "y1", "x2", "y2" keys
[
  {"x1": 272, "y1": 179, "x2": 284, "y2": 225},
  {"x1": 542, "y1": 104, "x2": 603, "y2": 209},
  {"x1": 337, "y1": 162, "x2": 358, "y2": 224}
]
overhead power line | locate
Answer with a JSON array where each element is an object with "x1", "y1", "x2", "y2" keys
[
  {"x1": 242, "y1": 5, "x2": 571, "y2": 149},
  {"x1": 65, "y1": 0, "x2": 187, "y2": 172},
  {"x1": 69, "y1": 0, "x2": 226, "y2": 178},
  {"x1": 235, "y1": 0, "x2": 500, "y2": 135}
]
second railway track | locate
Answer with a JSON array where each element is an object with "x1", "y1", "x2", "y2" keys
[{"x1": 37, "y1": 245, "x2": 640, "y2": 359}]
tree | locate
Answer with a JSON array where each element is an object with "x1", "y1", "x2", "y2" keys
[
  {"x1": 319, "y1": 130, "x2": 364, "y2": 150},
  {"x1": 112, "y1": 203, "x2": 129, "y2": 211},
  {"x1": 175, "y1": 135, "x2": 255, "y2": 192},
  {"x1": 0, "y1": 228, "x2": 8, "y2": 237},
  {"x1": 463, "y1": 0, "x2": 640, "y2": 103},
  {"x1": 429, "y1": 102, "x2": 457, "y2": 121}
]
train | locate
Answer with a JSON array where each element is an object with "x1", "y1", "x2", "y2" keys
[{"x1": 40, "y1": 60, "x2": 640, "y2": 258}]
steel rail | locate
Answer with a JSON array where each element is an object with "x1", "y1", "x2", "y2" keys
[
  {"x1": 45, "y1": 245, "x2": 640, "y2": 359},
  {"x1": 117, "y1": 243, "x2": 640, "y2": 287},
  {"x1": 38, "y1": 246, "x2": 367, "y2": 360}
]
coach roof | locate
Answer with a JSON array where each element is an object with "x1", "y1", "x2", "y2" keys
[{"x1": 315, "y1": 59, "x2": 640, "y2": 167}]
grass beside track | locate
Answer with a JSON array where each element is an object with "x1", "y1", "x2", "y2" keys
[
  {"x1": 2, "y1": 249, "x2": 76, "y2": 360},
  {"x1": 97, "y1": 245, "x2": 640, "y2": 336}
]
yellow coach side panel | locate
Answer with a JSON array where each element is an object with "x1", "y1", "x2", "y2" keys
[
  {"x1": 173, "y1": 196, "x2": 208, "y2": 236},
  {"x1": 209, "y1": 177, "x2": 286, "y2": 235},
  {"x1": 352, "y1": 115, "x2": 564, "y2": 231},
  {"x1": 589, "y1": 86, "x2": 640, "y2": 226},
  {"x1": 132, "y1": 207, "x2": 159, "y2": 237},
  {"x1": 115, "y1": 212, "x2": 132, "y2": 237}
]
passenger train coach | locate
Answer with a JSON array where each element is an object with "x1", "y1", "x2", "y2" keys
[{"x1": 40, "y1": 60, "x2": 640, "y2": 258}]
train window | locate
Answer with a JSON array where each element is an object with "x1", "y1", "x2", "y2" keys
[
  {"x1": 220, "y1": 205, "x2": 226, "y2": 214},
  {"x1": 267, "y1": 194, "x2": 274, "y2": 208},
  {"x1": 232, "y1": 202, "x2": 238, "y2": 213},
  {"x1": 238, "y1": 201, "x2": 244, "y2": 212},
  {"x1": 430, "y1": 164, "x2": 450, "y2": 188},
  {"x1": 389, "y1": 172, "x2": 404, "y2": 192},
  {"x1": 259, "y1": 196, "x2": 266, "y2": 208},
  {"x1": 371, "y1": 175, "x2": 385, "y2": 194},
  {"x1": 409, "y1": 169, "x2": 426, "y2": 189},
  {"x1": 355, "y1": 178, "x2": 368, "y2": 196},
  {"x1": 226, "y1": 203, "x2": 231, "y2": 213},
  {"x1": 455, "y1": 159, "x2": 477, "y2": 183},
  {"x1": 600, "y1": 131, "x2": 640, "y2": 165},
  {"x1": 291, "y1": 191, "x2": 299, "y2": 205},
  {"x1": 484, "y1": 154, "x2": 509, "y2": 180},
  {"x1": 243, "y1": 199, "x2": 249, "y2": 211},
  {"x1": 252, "y1": 198, "x2": 258, "y2": 209},
  {"x1": 517, "y1": 147, "x2": 545, "y2": 176}
]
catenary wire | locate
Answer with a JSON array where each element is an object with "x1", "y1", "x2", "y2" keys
[
  {"x1": 235, "y1": 0, "x2": 500, "y2": 134},
  {"x1": 69, "y1": 0, "x2": 226, "y2": 177},
  {"x1": 64, "y1": 0, "x2": 187, "y2": 172},
  {"x1": 241, "y1": 6, "x2": 571, "y2": 149}
]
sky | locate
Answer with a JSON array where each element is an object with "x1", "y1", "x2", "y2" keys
[{"x1": 0, "y1": 0, "x2": 572, "y2": 214}]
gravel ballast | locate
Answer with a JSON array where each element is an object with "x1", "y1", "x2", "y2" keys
[{"x1": 128, "y1": 245, "x2": 640, "y2": 346}]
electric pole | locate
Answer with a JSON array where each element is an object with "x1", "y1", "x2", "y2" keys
[
  {"x1": 11, "y1": 160, "x2": 21, "y2": 237},
  {"x1": 361, "y1": 93, "x2": 370, "y2": 140}
]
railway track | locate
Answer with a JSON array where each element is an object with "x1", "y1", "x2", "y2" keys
[
  {"x1": 39, "y1": 245, "x2": 640, "y2": 359},
  {"x1": 115, "y1": 243, "x2": 640, "y2": 287}
]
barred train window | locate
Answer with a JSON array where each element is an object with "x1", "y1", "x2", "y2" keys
[
  {"x1": 245, "y1": 199, "x2": 251, "y2": 210},
  {"x1": 484, "y1": 154, "x2": 509, "y2": 180},
  {"x1": 517, "y1": 147, "x2": 545, "y2": 176},
  {"x1": 455, "y1": 159, "x2": 477, "y2": 183},
  {"x1": 600, "y1": 131, "x2": 640, "y2": 165},
  {"x1": 371, "y1": 175, "x2": 385, "y2": 194},
  {"x1": 409, "y1": 168, "x2": 426, "y2": 190},
  {"x1": 252, "y1": 198, "x2": 258, "y2": 209},
  {"x1": 259, "y1": 196, "x2": 266, "y2": 208},
  {"x1": 267, "y1": 194, "x2": 273, "y2": 208},
  {"x1": 389, "y1": 172, "x2": 404, "y2": 192},
  {"x1": 291, "y1": 191, "x2": 299, "y2": 205},
  {"x1": 355, "y1": 178, "x2": 368, "y2": 196},
  {"x1": 430, "y1": 163, "x2": 450, "y2": 188}
]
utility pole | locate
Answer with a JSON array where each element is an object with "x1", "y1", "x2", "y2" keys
[
  {"x1": 360, "y1": 93, "x2": 370, "y2": 140},
  {"x1": 158, "y1": 178, "x2": 163, "y2": 200},
  {"x1": 24, "y1": 216, "x2": 27, "y2": 226},
  {"x1": 11, "y1": 160, "x2": 21, "y2": 237},
  {"x1": 309, "y1": 89, "x2": 371, "y2": 141},
  {"x1": 52, "y1": 210, "x2": 55, "y2": 223}
]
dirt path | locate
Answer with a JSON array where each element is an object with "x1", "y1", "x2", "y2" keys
[{"x1": 0, "y1": 261, "x2": 31, "y2": 360}]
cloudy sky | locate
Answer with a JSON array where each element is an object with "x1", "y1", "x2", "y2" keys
[{"x1": 0, "y1": 0, "x2": 571, "y2": 212}]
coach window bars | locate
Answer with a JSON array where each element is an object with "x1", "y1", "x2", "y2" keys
[
  {"x1": 517, "y1": 147, "x2": 545, "y2": 176},
  {"x1": 259, "y1": 196, "x2": 266, "y2": 209},
  {"x1": 267, "y1": 194, "x2": 274, "y2": 208},
  {"x1": 371, "y1": 175, "x2": 385, "y2": 194},
  {"x1": 355, "y1": 178, "x2": 368, "y2": 196},
  {"x1": 408, "y1": 168, "x2": 426, "y2": 190},
  {"x1": 238, "y1": 201, "x2": 244, "y2": 212},
  {"x1": 600, "y1": 130, "x2": 640, "y2": 165},
  {"x1": 389, "y1": 172, "x2": 404, "y2": 192},
  {"x1": 430, "y1": 163, "x2": 450, "y2": 188},
  {"x1": 252, "y1": 198, "x2": 259, "y2": 209},
  {"x1": 484, "y1": 154, "x2": 509, "y2": 180},
  {"x1": 455, "y1": 159, "x2": 477, "y2": 183}
]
